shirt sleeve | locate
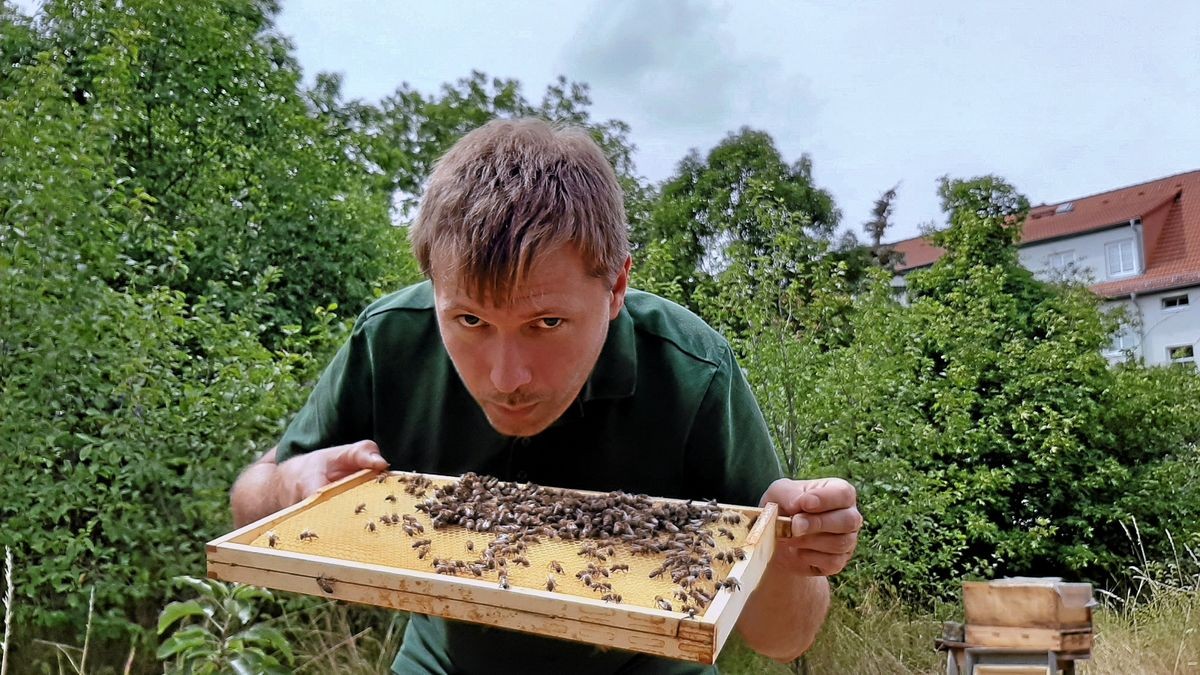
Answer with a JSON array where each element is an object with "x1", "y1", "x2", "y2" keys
[
  {"x1": 684, "y1": 343, "x2": 784, "y2": 507},
  {"x1": 274, "y1": 324, "x2": 375, "y2": 463}
]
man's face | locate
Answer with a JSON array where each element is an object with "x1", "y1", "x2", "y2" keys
[{"x1": 432, "y1": 245, "x2": 630, "y2": 437}]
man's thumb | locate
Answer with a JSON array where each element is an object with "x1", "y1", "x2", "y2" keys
[{"x1": 352, "y1": 440, "x2": 388, "y2": 469}]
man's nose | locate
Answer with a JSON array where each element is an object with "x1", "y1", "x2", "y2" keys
[{"x1": 490, "y1": 339, "x2": 533, "y2": 394}]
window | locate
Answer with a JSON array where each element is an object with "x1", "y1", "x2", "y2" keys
[
  {"x1": 1047, "y1": 250, "x2": 1074, "y2": 270},
  {"x1": 1162, "y1": 294, "x2": 1190, "y2": 310},
  {"x1": 1107, "y1": 330, "x2": 1136, "y2": 354},
  {"x1": 1167, "y1": 344, "x2": 1195, "y2": 368},
  {"x1": 1105, "y1": 240, "x2": 1137, "y2": 277}
]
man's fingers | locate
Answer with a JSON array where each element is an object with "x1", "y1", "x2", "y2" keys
[
  {"x1": 794, "y1": 479, "x2": 857, "y2": 513},
  {"x1": 779, "y1": 532, "x2": 859, "y2": 556},
  {"x1": 763, "y1": 477, "x2": 858, "y2": 514},
  {"x1": 771, "y1": 548, "x2": 850, "y2": 577},
  {"x1": 326, "y1": 440, "x2": 388, "y2": 474},
  {"x1": 791, "y1": 508, "x2": 862, "y2": 536}
]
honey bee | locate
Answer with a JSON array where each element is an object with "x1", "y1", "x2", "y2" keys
[
  {"x1": 266, "y1": 531, "x2": 278, "y2": 548},
  {"x1": 655, "y1": 596, "x2": 673, "y2": 611},
  {"x1": 385, "y1": 494, "x2": 398, "y2": 503},
  {"x1": 732, "y1": 547, "x2": 746, "y2": 561},
  {"x1": 549, "y1": 560, "x2": 565, "y2": 574},
  {"x1": 723, "y1": 512, "x2": 743, "y2": 526},
  {"x1": 609, "y1": 564, "x2": 629, "y2": 573},
  {"x1": 600, "y1": 593, "x2": 622, "y2": 604},
  {"x1": 417, "y1": 545, "x2": 431, "y2": 560},
  {"x1": 512, "y1": 556, "x2": 530, "y2": 567},
  {"x1": 355, "y1": 503, "x2": 367, "y2": 514},
  {"x1": 685, "y1": 606, "x2": 698, "y2": 619},
  {"x1": 718, "y1": 527, "x2": 736, "y2": 541},
  {"x1": 375, "y1": 473, "x2": 389, "y2": 484},
  {"x1": 579, "y1": 573, "x2": 593, "y2": 587},
  {"x1": 546, "y1": 575, "x2": 556, "y2": 592},
  {"x1": 466, "y1": 541, "x2": 474, "y2": 552},
  {"x1": 498, "y1": 574, "x2": 510, "y2": 590},
  {"x1": 364, "y1": 521, "x2": 377, "y2": 533},
  {"x1": 411, "y1": 539, "x2": 431, "y2": 549},
  {"x1": 719, "y1": 576, "x2": 741, "y2": 591},
  {"x1": 299, "y1": 529, "x2": 318, "y2": 541},
  {"x1": 316, "y1": 574, "x2": 335, "y2": 593}
]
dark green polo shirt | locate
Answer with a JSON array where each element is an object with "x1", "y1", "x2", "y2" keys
[{"x1": 276, "y1": 281, "x2": 783, "y2": 675}]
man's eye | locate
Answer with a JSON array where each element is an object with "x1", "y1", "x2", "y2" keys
[
  {"x1": 457, "y1": 314, "x2": 483, "y2": 327},
  {"x1": 539, "y1": 318, "x2": 563, "y2": 328}
]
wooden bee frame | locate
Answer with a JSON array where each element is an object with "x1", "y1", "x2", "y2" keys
[{"x1": 207, "y1": 470, "x2": 790, "y2": 664}]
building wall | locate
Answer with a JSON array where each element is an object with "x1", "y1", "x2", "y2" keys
[
  {"x1": 1019, "y1": 223, "x2": 1144, "y2": 284},
  {"x1": 1107, "y1": 287, "x2": 1200, "y2": 367}
]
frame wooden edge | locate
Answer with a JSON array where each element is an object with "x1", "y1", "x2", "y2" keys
[
  {"x1": 207, "y1": 542, "x2": 688, "y2": 638},
  {"x1": 207, "y1": 469, "x2": 378, "y2": 552},
  {"x1": 710, "y1": 504, "x2": 778, "y2": 658},
  {"x1": 207, "y1": 559, "x2": 718, "y2": 663}
]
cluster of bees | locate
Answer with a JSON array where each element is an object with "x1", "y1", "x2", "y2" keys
[
  {"x1": 271, "y1": 472, "x2": 751, "y2": 618},
  {"x1": 421, "y1": 472, "x2": 748, "y2": 616}
]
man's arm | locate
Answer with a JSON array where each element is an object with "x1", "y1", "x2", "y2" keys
[
  {"x1": 230, "y1": 441, "x2": 389, "y2": 527},
  {"x1": 737, "y1": 564, "x2": 830, "y2": 660},
  {"x1": 735, "y1": 478, "x2": 861, "y2": 661}
]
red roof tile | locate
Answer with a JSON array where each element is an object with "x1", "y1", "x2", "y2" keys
[{"x1": 889, "y1": 170, "x2": 1200, "y2": 298}]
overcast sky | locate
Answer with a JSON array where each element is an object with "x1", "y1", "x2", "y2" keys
[{"x1": 277, "y1": 2, "x2": 1194, "y2": 241}]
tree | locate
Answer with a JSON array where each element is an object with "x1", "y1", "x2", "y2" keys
[
  {"x1": 635, "y1": 128, "x2": 840, "y2": 307},
  {"x1": 863, "y1": 183, "x2": 902, "y2": 270},
  {"x1": 8, "y1": 0, "x2": 403, "y2": 340},
  {"x1": 306, "y1": 70, "x2": 648, "y2": 226}
]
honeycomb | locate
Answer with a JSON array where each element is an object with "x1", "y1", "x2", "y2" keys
[{"x1": 249, "y1": 472, "x2": 756, "y2": 614}]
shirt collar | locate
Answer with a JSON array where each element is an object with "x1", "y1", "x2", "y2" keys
[{"x1": 580, "y1": 304, "x2": 637, "y2": 401}]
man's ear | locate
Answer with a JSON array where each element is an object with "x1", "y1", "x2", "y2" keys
[{"x1": 609, "y1": 255, "x2": 632, "y2": 320}]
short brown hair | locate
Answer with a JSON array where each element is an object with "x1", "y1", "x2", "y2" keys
[{"x1": 410, "y1": 118, "x2": 628, "y2": 303}]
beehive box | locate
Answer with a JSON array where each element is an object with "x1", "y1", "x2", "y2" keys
[
  {"x1": 964, "y1": 579, "x2": 1094, "y2": 630},
  {"x1": 207, "y1": 469, "x2": 789, "y2": 664},
  {"x1": 964, "y1": 578, "x2": 1095, "y2": 652}
]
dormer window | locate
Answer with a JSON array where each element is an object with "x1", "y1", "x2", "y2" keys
[{"x1": 1105, "y1": 239, "x2": 1137, "y2": 278}]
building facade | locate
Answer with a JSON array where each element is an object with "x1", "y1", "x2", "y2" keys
[{"x1": 890, "y1": 171, "x2": 1200, "y2": 368}]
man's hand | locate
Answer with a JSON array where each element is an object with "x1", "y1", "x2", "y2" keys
[
  {"x1": 273, "y1": 440, "x2": 390, "y2": 505},
  {"x1": 231, "y1": 440, "x2": 389, "y2": 527},
  {"x1": 761, "y1": 477, "x2": 862, "y2": 577}
]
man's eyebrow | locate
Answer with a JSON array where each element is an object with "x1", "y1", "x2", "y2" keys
[{"x1": 438, "y1": 300, "x2": 572, "y2": 319}]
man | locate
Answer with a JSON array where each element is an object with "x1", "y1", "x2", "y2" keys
[{"x1": 230, "y1": 118, "x2": 861, "y2": 674}]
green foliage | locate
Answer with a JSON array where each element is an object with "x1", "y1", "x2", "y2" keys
[
  {"x1": 634, "y1": 127, "x2": 840, "y2": 307},
  {"x1": 157, "y1": 577, "x2": 293, "y2": 674},
  {"x1": 13, "y1": 0, "x2": 400, "y2": 341},
  {"x1": 649, "y1": 170, "x2": 1200, "y2": 605},
  {"x1": 0, "y1": 0, "x2": 351, "y2": 662},
  {"x1": 759, "y1": 176, "x2": 1200, "y2": 603},
  {"x1": 307, "y1": 69, "x2": 647, "y2": 225}
]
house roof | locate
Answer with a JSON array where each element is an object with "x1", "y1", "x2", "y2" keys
[{"x1": 889, "y1": 170, "x2": 1200, "y2": 298}]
